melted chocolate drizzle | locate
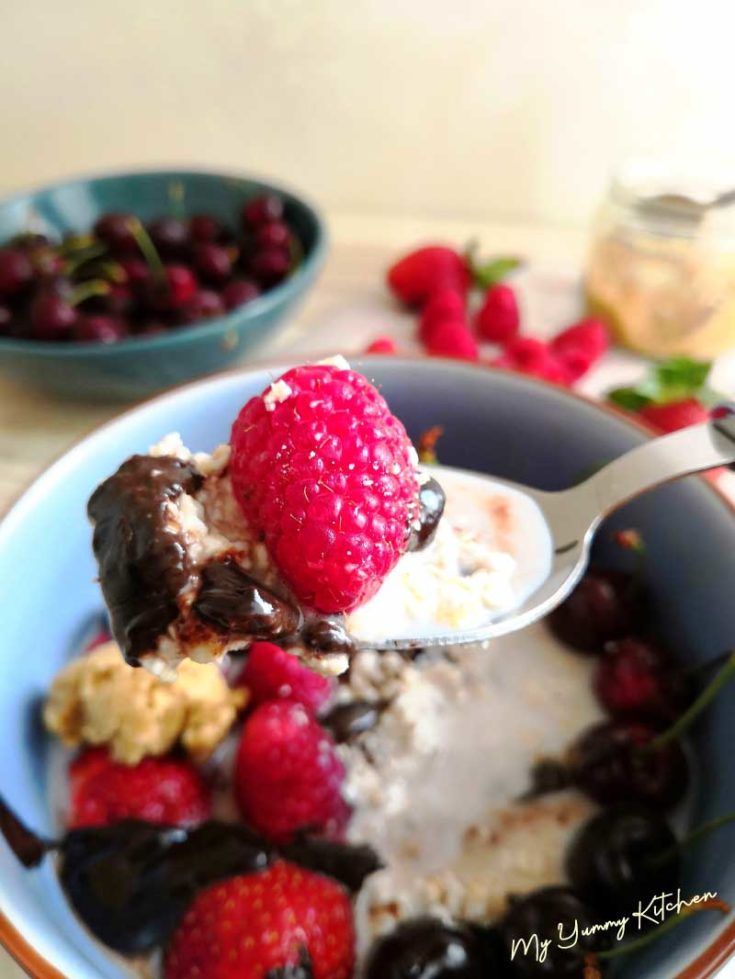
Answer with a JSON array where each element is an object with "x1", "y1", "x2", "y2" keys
[
  {"x1": 322, "y1": 700, "x2": 388, "y2": 744},
  {"x1": 0, "y1": 802, "x2": 381, "y2": 957},
  {"x1": 300, "y1": 617, "x2": 356, "y2": 655},
  {"x1": 0, "y1": 795, "x2": 50, "y2": 868},
  {"x1": 408, "y1": 476, "x2": 446, "y2": 552},
  {"x1": 88, "y1": 455, "x2": 202, "y2": 667},
  {"x1": 194, "y1": 558, "x2": 301, "y2": 638}
]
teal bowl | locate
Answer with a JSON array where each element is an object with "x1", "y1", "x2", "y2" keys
[{"x1": 0, "y1": 169, "x2": 327, "y2": 400}]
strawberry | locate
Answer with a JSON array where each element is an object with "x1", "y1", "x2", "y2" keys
[
  {"x1": 164, "y1": 861, "x2": 354, "y2": 979},
  {"x1": 639, "y1": 399, "x2": 711, "y2": 434},
  {"x1": 418, "y1": 287, "x2": 466, "y2": 343},
  {"x1": 365, "y1": 335, "x2": 398, "y2": 354},
  {"x1": 68, "y1": 748, "x2": 211, "y2": 829},
  {"x1": 493, "y1": 337, "x2": 572, "y2": 385},
  {"x1": 551, "y1": 318, "x2": 609, "y2": 381},
  {"x1": 237, "y1": 641, "x2": 333, "y2": 715},
  {"x1": 425, "y1": 319, "x2": 479, "y2": 361},
  {"x1": 235, "y1": 700, "x2": 349, "y2": 843},
  {"x1": 474, "y1": 283, "x2": 520, "y2": 343},
  {"x1": 387, "y1": 246, "x2": 470, "y2": 306}
]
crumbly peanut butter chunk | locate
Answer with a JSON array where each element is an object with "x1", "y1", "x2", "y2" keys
[{"x1": 43, "y1": 641, "x2": 246, "y2": 764}]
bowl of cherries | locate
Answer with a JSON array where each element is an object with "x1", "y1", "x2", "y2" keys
[{"x1": 0, "y1": 169, "x2": 327, "y2": 399}]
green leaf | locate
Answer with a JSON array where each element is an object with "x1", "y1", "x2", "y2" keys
[
  {"x1": 608, "y1": 387, "x2": 654, "y2": 411},
  {"x1": 654, "y1": 356, "x2": 711, "y2": 392},
  {"x1": 473, "y1": 256, "x2": 523, "y2": 290}
]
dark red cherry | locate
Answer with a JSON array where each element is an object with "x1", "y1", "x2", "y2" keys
[
  {"x1": 74, "y1": 315, "x2": 128, "y2": 344},
  {"x1": 255, "y1": 221, "x2": 291, "y2": 249},
  {"x1": 177, "y1": 290, "x2": 225, "y2": 324},
  {"x1": 251, "y1": 247, "x2": 290, "y2": 287},
  {"x1": 566, "y1": 803, "x2": 680, "y2": 918},
  {"x1": 192, "y1": 243, "x2": 232, "y2": 285},
  {"x1": 222, "y1": 278, "x2": 260, "y2": 310},
  {"x1": 29, "y1": 290, "x2": 77, "y2": 340},
  {"x1": 0, "y1": 303, "x2": 13, "y2": 335},
  {"x1": 594, "y1": 638, "x2": 691, "y2": 723},
  {"x1": 0, "y1": 248, "x2": 33, "y2": 298},
  {"x1": 189, "y1": 214, "x2": 223, "y2": 244},
  {"x1": 242, "y1": 193, "x2": 284, "y2": 228},
  {"x1": 364, "y1": 916, "x2": 503, "y2": 978},
  {"x1": 567, "y1": 719, "x2": 688, "y2": 810},
  {"x1": 500, "y1": 887, "x2": 608, "y2": 978},
  {"x1": 119, "y1": 258, "x2": 150, "y2": 289},
  {"x1": 147, "y1": 218, "x2": 190, "y2": 260},
  {"x1": 546, "y1": 568, "x2": 646, "y2": 654},
  {"x1": 93, "y1": 213, "x2": 138, "y2": 255},
  {"x1": 144, "y1": 266, "x2": 198, "y2": 312}
]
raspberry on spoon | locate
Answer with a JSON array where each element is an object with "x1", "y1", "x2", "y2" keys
[{"x1": 230, "y1": 360, "x2": 420, "y2": 613}]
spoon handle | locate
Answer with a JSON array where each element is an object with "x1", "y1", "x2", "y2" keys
[{"x1": 571, "y1": 404, "x2": 735, "y2": 527}]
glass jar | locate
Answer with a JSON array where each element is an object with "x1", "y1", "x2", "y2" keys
[{"x1": 585, "y1": 161, "x2": 735, "y2": 358}]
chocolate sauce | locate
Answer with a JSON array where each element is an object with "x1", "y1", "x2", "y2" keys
[
  {"x1": 301, "y1": 617, "x2": 356, "y2": 655},
  {"x1": 88, "y1": 455, "x2": 202, "y2": 667},
  {"x1": 1, "y1": 799, "x2": 381, "y2": 957},
  {"x1": 194, "y1": 558, "x2": 301, "y2": 638},
  {"x1": 0, "y1": 795, "x2": 50, "y2": 868},
  {"x1": 408, "y1": 476, "x2": 446, "y2": 551},
  {"x1": 59, "y1": 819, "x2": 271, "y2": 954},
  {"x1": 322, "y1": 700, "x2": 387, "y2": 743},
  {"x1": 282, "y1": 833, "x2": 382, "y2": 893}
]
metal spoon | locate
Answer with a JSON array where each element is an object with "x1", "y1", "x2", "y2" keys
[{"x1": 352, "y1": 404, "x2": 735, "y2": 651}]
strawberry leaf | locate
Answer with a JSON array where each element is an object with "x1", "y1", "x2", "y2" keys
[
  {"x1": 607, "y1": 356, "x2": 714, "y2": 411},
  {"x1": 608, "y1": 387, "x2": 654, "y2": 411},
  {"x1": 473, "y1": 256, "x2": 523, "y2": 290}
]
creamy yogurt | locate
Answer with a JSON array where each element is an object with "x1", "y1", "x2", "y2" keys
[{"x1": 347, "y1": 466, "x2": 554, "y2": 645}]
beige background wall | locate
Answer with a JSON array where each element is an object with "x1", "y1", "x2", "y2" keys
[{"x1": 3, "y1": 0, "x2": 733, "y2": 226}]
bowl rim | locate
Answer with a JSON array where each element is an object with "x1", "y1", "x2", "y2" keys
[
  {"x1": 0, "y1": 165, "x2": 328, "y2": 356},
  {"x1": 0, "y1": 355, "x2": 733, "y2": 979}
]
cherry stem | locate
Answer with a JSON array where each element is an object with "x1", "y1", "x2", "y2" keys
[
  {"x1": 69, "y1": 279, "x2": 110, "y2": 307},
  {"x1": 648, "y1": 651, "x2": 735, "y2": 751},
  {"x1": 652, "y1": 811, "x2": 735, "y2": 867},
  {"x1": 65, "y1": 242, "x2": 108, "y2": 274},
  {"x1": 597, "y1": 899, "x2": 729, "y2": 961},
  {"x1": 127, "y1": 218, "x2": 166, "y2": 284}
]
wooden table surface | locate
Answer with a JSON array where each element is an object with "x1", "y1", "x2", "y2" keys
[{"x1": 1, "y1": 213, "x2": 734, "y2": 978}]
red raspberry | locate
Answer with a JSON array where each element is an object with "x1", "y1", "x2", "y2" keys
[
  {"x1": 365, "y1": 335, "x2": 398, "y2": 354},
  {"x1": 418, "y1": 287, "x2": 466, "y2": 343},
  {"x1": 235, "y1": 700, "x2": 349, "y2": 843},
  {"x1": 493, "y1": 337, "x2": 572, "y2": 385},
  {"x1": 164, "y1": 860, "x2": 355, "y2": 979},
  {"x1": 230, "y1": 363, "x2": 419, "y2": 613},
  {"x1": 551, "y1": 318, "x2": 609, "y2": 381},
  {"x1": 238, "y1": 641, "x2": 333, "y2": 715},
  {"x1": 474, "y1": 283, "x2": 520, "y2": 343},
  {"x1": 425, "y1": 319, "x2": 479, "y2": 361},
  {"x1": 68, "y1": 748, "x2": 211, "y2": 829},
  {"x1": 639, "y1": 399, "x2": 710, "y2": 434},
  {"x1": 387, "y1": 245, "x2": 470, "y2": 307}
]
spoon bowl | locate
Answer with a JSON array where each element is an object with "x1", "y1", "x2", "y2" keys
[{"x1": 351, "y1": 405, "x2": 735, "y2": 651}]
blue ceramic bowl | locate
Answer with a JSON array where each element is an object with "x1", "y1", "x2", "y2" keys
[
  {"x1": 0, "y1": 170, "x2": 327, "y2": 400},
  {"x1": 0, "y1": 359, "x2": 733, "y2": 978}
]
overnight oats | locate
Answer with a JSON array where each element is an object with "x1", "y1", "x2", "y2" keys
[{"x1": 1, "y1": 358, "x2": 718, "y2": 979}]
